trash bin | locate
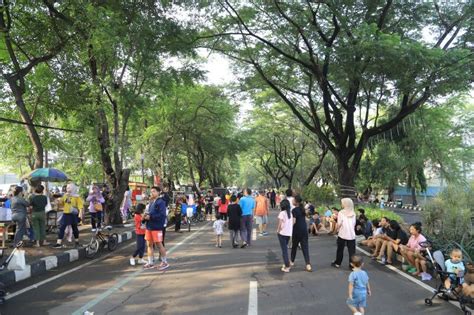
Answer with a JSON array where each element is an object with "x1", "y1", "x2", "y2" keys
[{"x1": 396, "y1": 199, "x2": 403, "y2": 208}]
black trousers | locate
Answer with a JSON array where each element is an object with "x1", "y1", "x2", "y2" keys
[
  {"x1": 270, "y1": 199, "x2": 276, "y2": 208},
  {"x1": 290, "y1": 234, "x2": 310, "y2": 265},
  {"x1": 334, "y1": 236, "x2": 356, "y2": 266},
  {"x1": 175, "y1": 214, "x2": 181, "y2": 231}
]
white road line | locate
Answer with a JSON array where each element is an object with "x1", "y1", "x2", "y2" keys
[
  {"x1": 5, "y1": 242, "x2": 136, "y2": 300},
  {"x1": 248, "y1": 281, "x2": 258, "y2": 315},
  {"x1": 252, "y1": 228, "x2": 257, "y2": 241},
  {"x1": 71, "y1": 222, "x2": 210, "y2": 315},
  {"x1": 356, "y1": 245, "x2": 473, "y2": 312}
]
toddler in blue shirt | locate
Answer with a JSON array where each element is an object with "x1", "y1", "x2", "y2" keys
[
  {"x1": 347, "y1": 255, "x2": 371, "y2": 315},
  {"x1": 445, "y1": 248, "x2": 465, "y2": 293}
]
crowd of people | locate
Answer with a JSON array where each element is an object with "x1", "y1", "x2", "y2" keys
[{"x1": 2, "y1": 181, "x2": 471, "y2": 314}]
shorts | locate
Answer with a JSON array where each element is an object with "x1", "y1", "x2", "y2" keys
[
  {"x1": 255, "y1": 215, "x2": 268, "y2": 225},
  {"x1": 309, "y1": 218, "x2": 315, "y2": 225},
  {"x1": 145, "y1": 230, "x2": 163, "y2": 243},
  {"x1": 346, "y1": 292, "x2": 367, "y2": 308}
]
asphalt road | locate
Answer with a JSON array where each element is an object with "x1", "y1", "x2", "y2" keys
[{"x1": 0, "y1": 212, "x2": 459, "y2": 315}]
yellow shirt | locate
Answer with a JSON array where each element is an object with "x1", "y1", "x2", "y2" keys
[{"x1": 61, "y1": 194, "x2": 84, "y2": 214}]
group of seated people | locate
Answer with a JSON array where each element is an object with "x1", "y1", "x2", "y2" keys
[{"x1": 359, "y1": 215, "x2": 474, "y2": 299}]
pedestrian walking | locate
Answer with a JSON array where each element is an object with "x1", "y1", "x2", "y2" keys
[
  {"x1": 86, "y1": 185, "x2": 105, "y2": 232},
  {"x1": 174, "y1": 197, "x2": 183, "y2": 233},
  {"x1": 270, "y1": 189, "x2": 276, "y2": 209},
  {"x1": 277, "y1": 199, "x2": 293, "y2": 272},
  {"x1": 213, "y1": 214, "x2": 225, "y2": 248},
  {"x1": 142, "y1": 186, "x2": 169, "y2": 270},
  {"x1": 290, "y1": 195, "x2": 312, "y2": 272},
  {"x1": 239, "y1": 188, "x2": 255, "y2": 248},
  {"x1": 29, "y1": 184, "x2": 50, "y2": 247},
  {"x1": 254, "y1": 191, "x2": 269, "y2": 236},
  {"x1": 346, "y1": 255, "x2": 371, "y2": 315},
  {"x1": 120, "y1": 186, "x2": 132, "y2": 223},
  {"x1": 331, "y1": 198, "x2": 357, "y2": 269},
  {"x1": 130, "y1": 203, "x2": 146, "y2": 265},
  {"x1": 205, "y1": 190, "x2": 214, "y2": 221},
  {"x1": 11, "y1": 186, "x2": 29, "y2": 247},
  {"x1": 53, "y1": 183, "x2": 84, "y2": 248},
  {"x1": 217, "y1": 194, "x2": 229, "y2": 221},
  {"x1": 227, "y1": 195, "x2": 242, "y2": 248}
]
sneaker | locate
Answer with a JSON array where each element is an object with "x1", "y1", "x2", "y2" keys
[
  {"x1": 331, "y1": 262, "x2": 340, "y2": 268},
  {"x1": 281, "y1": 266, "x2": 290, "y2": 273},
  {"x1": 218, "y1": 245, "x2": 222, "y2": 248},
  {"x1": 259, "y1": 232, "x2": 264, "y2": 236},
  {"x1": 240, "y1": 243, "x2": 248, "y2": 248},
  {"x1": 158, "y1": 262, "x2": 169, "y2": 271},
  {"x1": 262, "y1": 231, "x2": 269, "y2": 236},
  {"x1": 130, "y1": 258, "x2": 136, "y2": 266},
  {"x1": 421, "y1": 272, "x2": 432, "y2": 281},
  {"x1": 137, "y1": 258, "x2": 146, "y2": 264},
  {"x1": 143, "y1": 263, "x2": 156, "y2": 270},
  {"x1": 91, "y1": 229, "x2": 97, "y2": 232},
  {"x1": 52, "y1": 243, "x2": 63, "y2": 249},
  {"x1": 97, "y1": 228, "x2": 102, "y2": 232}
]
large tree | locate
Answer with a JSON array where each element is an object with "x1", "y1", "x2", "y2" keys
[{"x1": 202, "y1": 0, "x2": 473, "y2": 195}]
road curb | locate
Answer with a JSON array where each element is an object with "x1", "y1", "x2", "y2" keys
[{"x1": 0, "y1": 229, "x2": 136, "y2": 289}]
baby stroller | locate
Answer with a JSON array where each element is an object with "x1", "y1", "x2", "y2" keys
[
  {"x1": 0, "y1": 241, "x2": 24, "y2": 304},
  {"x1": 424, "y1": 245, "x2": 472, "y2": 315}
]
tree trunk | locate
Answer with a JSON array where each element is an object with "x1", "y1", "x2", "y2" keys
[
  {"x1": 8, "y1": 81, "x2": 44, "y2": 169},
  {"x1": 338, "y1": 163, "x2": 357, "y2": 199},
  {"x1": 411, "y1": 187, "x2": 417, "y2": 206},
  {"x1": 106, "y1": 169, "x2": 130, "y2": 225},
  {"x1": 388, "y1": 186, "x2": 395, "y2": 202}
]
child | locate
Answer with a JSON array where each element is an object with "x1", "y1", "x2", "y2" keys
[
  {"x1": 444, "y1": 248, "x2": 465, "y2": 293},
  {"x1": 130, "y1": 204, "x2": 146, "y2": 266},
  {"x1": 213, "y1": 214, "x2": 225, "y2": 248},
  {"x1": 347, "y1": 255, "x2": 371, "y2": 315}
]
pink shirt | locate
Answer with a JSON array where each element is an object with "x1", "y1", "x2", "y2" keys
[
  {"x1": 278, "y1": 211, "x2": 293, "y2": 237},
  {"x1": 407, "y1": 234, "x2": 426, "y2": 250}
]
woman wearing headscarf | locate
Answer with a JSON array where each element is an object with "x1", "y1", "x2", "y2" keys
[
  {"x1": 11, "y1": 186, "x2": 29, "y2": 246},
  {"x1": 331, "y1": 198, "x2": 357, "y2": 269},
  {"x1": 53, "y1": 183, "x2": 84, "y2": 248}
]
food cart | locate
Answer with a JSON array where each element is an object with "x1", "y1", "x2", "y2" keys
[{"x1": 129, "y1": 182, "x2": 148, "y2": 206}]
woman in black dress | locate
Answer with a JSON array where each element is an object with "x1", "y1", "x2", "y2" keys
[
  {"x1": 290, "y1": 195, "x2": 312, "y2": 272},
  {"x1": 227, "y1": 195, "x2": 242, "y2": 248}
]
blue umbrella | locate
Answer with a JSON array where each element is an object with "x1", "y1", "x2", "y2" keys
[{"x1": 23, "y1": 168, "x2": 69, "y2": 182}]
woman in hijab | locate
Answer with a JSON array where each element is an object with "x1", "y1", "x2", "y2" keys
[
  {"x1": 331, "y1": 198, "x2": 356, "y2": 269},
  {"x1": 53, "y1": 183, "x2": 84, "y2": 248}
]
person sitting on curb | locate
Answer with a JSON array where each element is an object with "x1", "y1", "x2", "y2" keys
[
  {"x1": 359, "y1": 219, "x2": 381, "y2": 248},
  {"x1": 373, "y1": 220, "x2": 408, "y2": 265},
  {"x1": 399, "y1": 222, "x2": 427, "y2": 276},
  {"x1": 370, "y1": 217, "x2": 393, "y2": 259}
]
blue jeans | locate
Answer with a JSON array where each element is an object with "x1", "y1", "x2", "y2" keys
[
  {"x1": 133, "y1": 234, "x2": 145, "y2": 258},
  {"x1": 12, "y1": 213, "x2": 26, "y2": 246},
  {"x1": 240, "y1": 215, "x2": 253, "y2": 245},
  {"x1": 278, "y1": 234, "x2": 290, "y2": 268}
]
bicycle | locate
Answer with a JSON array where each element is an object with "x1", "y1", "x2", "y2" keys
[{"x1": 85, "y1": 226, "x2": 119, "y2": 258}]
